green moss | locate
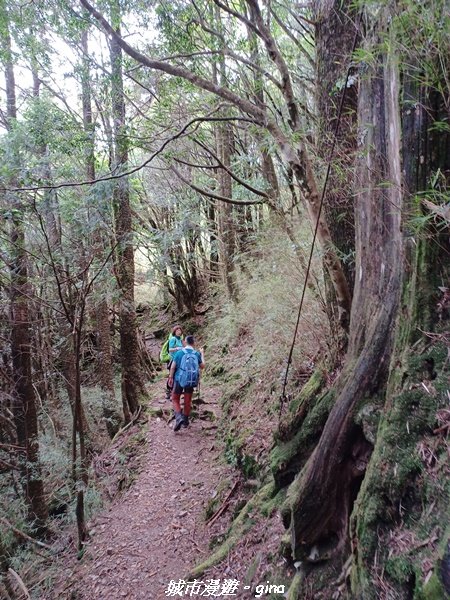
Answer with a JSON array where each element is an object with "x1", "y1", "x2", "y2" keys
[
  {"x1": 271, "y1": 390, "x2": 335, "y2": 488},
  {"x1": 146, "y1": 406, "x2": 165, "y2": 418},
  {"x1": 288, "y1": 368, "x2": 325, "y2": 415},
  {"x1": 421, "y1": 573, "x2": 447, "y2": 600},
  {"x1": 220, "y1": 377, "x2": 253, "y2": 415},
  {"x1": 243, "y1": 553, "x2": 262, "y2": 586},
  {"x1": 385, "y1": 556, "x2": 414, "y2": 585},
  {"x1": 210, "y1": 365, "x2": 225, "y2": 377},
  {"x1": 351, "y1": 339, "x2": 450, "y2": 599},
  {"x1": 224, "y1": 429, "x2": 260, "y2": 479},
  {"x1": 204, "y1": 479, "x2": 232, "y2": 520},
  {"x1": 279, "y1": 532, "x2": 291, "y2": 559},
  {"x1": 260, "y1": 488, "x2": 286, "y2": 517},
  {"x1": 354, "y1": 401, "x2": 382, "y2": 445},
  {"x1": 286, "y1": 571, "x2": 304, "y2": 600}
]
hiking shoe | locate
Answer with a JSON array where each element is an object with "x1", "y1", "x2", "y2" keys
[
  {"x1": 182, "y1": 415, "x2": 189, "y2": 428},
  {"x1": 174, "y1": 412, "x2": 184, "y2": 432},
  {"x1": 165, "y1": 388, "x2": 172, "y2": 401}
]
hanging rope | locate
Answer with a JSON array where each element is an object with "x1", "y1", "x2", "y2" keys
[{"x1": 279, "y1": 21, "x2": 361, "y2": 417}]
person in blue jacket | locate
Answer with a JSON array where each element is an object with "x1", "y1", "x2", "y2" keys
[
  {"x1": 165, "y1": 325, "x2": 184, "y2": 399},
  {"x1": 168, "y1": 335, "x2": 205, "y2": 431}
]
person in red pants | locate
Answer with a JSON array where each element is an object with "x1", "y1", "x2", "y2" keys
[{"x1": 168, "y1": 335, "x2": 205, "y2": 431}]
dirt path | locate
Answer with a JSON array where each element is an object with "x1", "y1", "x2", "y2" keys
[{"x1": 56, "y1": 383, "x2": 223, "y2": 600}]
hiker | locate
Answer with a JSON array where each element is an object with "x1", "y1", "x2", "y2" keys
[
  {"x1": 168, "y1": 335, "x2": 205, "y2": 431},
  {"x1": 169, "y1": 325, "x2": 184, "y2": 356},
  {"x1": 165, "y1": 325, "x2": 184, "y2": 400}
]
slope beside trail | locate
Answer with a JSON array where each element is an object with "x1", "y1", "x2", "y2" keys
[{"x1": 54, "y1": 382, "x2": 223, "y2": 600}]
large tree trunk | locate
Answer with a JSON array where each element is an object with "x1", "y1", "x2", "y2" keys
[
  {"x1": 109, "y1": 0, "x2": 145, "y2": 421},
  {"x1": 315, "y1": 0, "x2": 359, "y2": 347},
  {"x1": 288, "y1": 21, "x2": 403, "y2": 557},
  {"x1": 349, "y1": 66, "x2": 450, "y2": 600},
  {"x1": 1, "y1": 9, "x2": 47, "y2": 532}
]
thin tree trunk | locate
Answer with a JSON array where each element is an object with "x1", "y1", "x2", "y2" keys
[
  {"x1": 216, "y1": 122, "x2": 237, "y2": 301},
  {"x1": 207, "y1": 200, "x2": 219, "y2": 281},
  {"x1": 213, "y1": 7, "x2": 237, "y2": 301},
  {"x1": 1, "y1": 8, "x2": 47, "y2": 532},
  {"x1": 31, "y1": 63, "x2": 91, "y2": 442},
  {"x1": 246, "y1": 11, "x2": 323, "y2": 303},
  {"x1": 73, "y1": 320, "x2": 88, "y2": 550},
  {"x1": 81, "y1": 28, "x2": 120, "y2": 437},
  {"x1": 109, "y1": 0, "x2": 145, "y2": 421}
]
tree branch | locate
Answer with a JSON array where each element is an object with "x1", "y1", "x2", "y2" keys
[
  {"x1": 0, "y1": 109, "x2": 251, "y2": 192},
  {"x1": 246, "y1": 0, "x2": 300, "y2": 129},
  {"x1": 0, "y1": 518, "x2": 53, "y2": 550},
  {"x1": 270, "y1": 7, "x2": 315, "y2": 68},
  {"x1": 192, "y1": 137, "x2": 269, "y2": 198},
  {"x1": 79, "y1": 0, "x2": 267, "y2": 124},
  {"x1": 170, "y1": 165, "x2": 264, "y2": 206}
]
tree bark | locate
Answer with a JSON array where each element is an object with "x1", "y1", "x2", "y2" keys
[
  {"x1": 289, "y1": 26, "x2": 403, "y2": 556},
  {"x1": 216, "y1": 122, "x2": 237, "y2": 301},
  {"x1": 81, "y1": 27, "x2": 120, "y2": 438},
  {"x1": 349, "y1": 60, "x2": 450, "y2": 599},
  {"x1": 109, "y1": 0, "x2": 145, "y2": 421},
  {"x1": 213, "y1": 5, "x2": 238, "y2": 301},
  {"x1": 315, "y1": 0, "x2": 359, "y2": 345},
  {"x1": 1, "y1": 7, "x2": 47, "y2": 532}
]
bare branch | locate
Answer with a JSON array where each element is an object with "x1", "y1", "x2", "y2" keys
[
  {"x1": 270, "y1": 7, "x2": 315, "y2": 68},
  {"x1": 0, "y1": 518, "x2": 53, "y2": 550},
  {"x1": 0, "y1": 109, "x2": 253, "y2": 192},
  {"x1": 170, "y1": 165, "x2": 264, "y2": 206},
  {"x1": 192, "y1": 137, "x2": 269, "y2": 198},
  {"x1": 212, "y1": 0, "x2": 260, "y2": 36},
  {"x1": 246, "y1": 0, "x2": 300, "y2": 129}
]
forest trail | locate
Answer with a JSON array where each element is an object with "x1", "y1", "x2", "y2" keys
[{"x1": 54, "y1": 381, "x2": 222, "y2": 600}]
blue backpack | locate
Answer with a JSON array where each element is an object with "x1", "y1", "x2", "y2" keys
[{"x1": 178, "y1": 349, "x2": 200, "y2": 388}]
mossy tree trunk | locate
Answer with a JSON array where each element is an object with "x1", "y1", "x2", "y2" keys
[
  {"x1": 287, "y1": 9, "x2": 404, "y2": 556},
  {"x1": 282, "y1": 5, "x2": 449, "y2": 598},
  {"x1": 349, "y1": 63, "x2": 450, "y2": 600}
]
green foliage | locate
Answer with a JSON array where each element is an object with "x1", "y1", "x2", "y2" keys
[
  {"x1": 206, "y1": 218, "x2": 328, "y2": 397},
  {"x1": 421, "y1": 573, "x2": 448, "y2": 600},
  {"x1": 188, "y1": 483, "x2": 274, "y2": 579},
  {"x1": 286, "y1": 368, "x2": 325, "y2": 417}
]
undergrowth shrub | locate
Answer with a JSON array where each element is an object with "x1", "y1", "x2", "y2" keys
[
  {"x1": 207, "y1": 217, "x2": 329, "y2": 400},
  {"x1": 206, "y1": 218, "x2": 329, "y2": 473}
]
